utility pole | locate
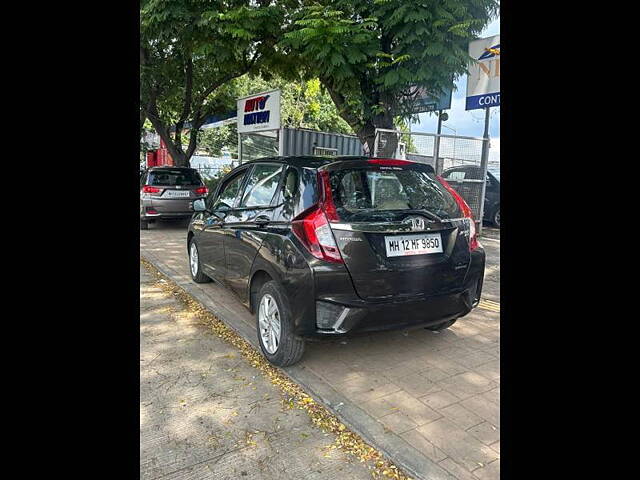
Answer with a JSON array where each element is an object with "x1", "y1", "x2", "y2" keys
[
  {"x1": 477, "y1": 107, "x2": 491, "y2": 235},
  {"x1": 434, "y1": 110, "x2": 444, "y2": 175}
]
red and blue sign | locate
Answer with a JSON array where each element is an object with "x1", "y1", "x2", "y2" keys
[{"x1": 243, "y1": 95, "x2": 271, "y2": 126}]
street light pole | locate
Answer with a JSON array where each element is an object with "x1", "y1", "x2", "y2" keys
[{"x1": 434, "y1": 110, "x2": 443, "y2": 175}]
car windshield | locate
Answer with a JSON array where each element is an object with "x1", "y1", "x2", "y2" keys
[
  {"x1": 488, "y1": 167, "x2": 500, "y2": 181},
  {"x1": 148, "y1": 169, "x2": 202, "y2": 186},
  {"x1": 329, "y1": 166, "x2": 462, "y2": 221}
]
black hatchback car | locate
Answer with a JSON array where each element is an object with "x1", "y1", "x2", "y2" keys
[{"x1": 187, "y1": 156, "x2": 485, "y2": 366}]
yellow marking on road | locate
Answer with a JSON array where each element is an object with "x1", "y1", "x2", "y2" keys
[{"x1": 478, "y1": 299, "x2": 500, "y2": 313}]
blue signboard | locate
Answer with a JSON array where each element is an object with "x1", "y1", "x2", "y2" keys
[
  {"x1": 413, "y1": 86, "x2": 453, "y2": 113},
  {"x1": 465, "y1": 92, "x2": 500, "y2": 110}
]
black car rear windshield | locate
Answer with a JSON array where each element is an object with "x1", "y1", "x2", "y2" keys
[
  {"x1": 329, "y1": 165, "x2": 461, "y2": 221},
  {"x1": 147, "y1": 169, "x2": 202, "y2": 186}
]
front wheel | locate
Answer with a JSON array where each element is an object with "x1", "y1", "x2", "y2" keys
[
  {"x1": 188, "y1": 238, "x2": 211, "y2": 283},
  {"x1": 256, "y1": 281, "x2": 305, "y2": 367},
  {"x1": 493, "y1": 207, "x2": 500, "y2": 228}
]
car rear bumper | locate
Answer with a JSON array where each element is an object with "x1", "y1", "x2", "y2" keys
[
  {"x1": 308, "y1": 278, "x2": 481, "y2": 337},
  {"x1": 294, "y1": 248, "x2": 485, "y2": 338},
  {"x1": 140, "y1": 196, "x2": 204, "y2": 218}
]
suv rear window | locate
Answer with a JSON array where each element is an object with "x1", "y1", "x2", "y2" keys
[
  {"x1": 329, "y1": 166, "x2": 461, "y2": 221},
  {"x1": 147, "y1": 169, "x2": 202, "y2": 186}
]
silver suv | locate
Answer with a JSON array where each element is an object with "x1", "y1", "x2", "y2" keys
[{"x1": 140, "y1": 167, "x2": 208, "y2": 229}]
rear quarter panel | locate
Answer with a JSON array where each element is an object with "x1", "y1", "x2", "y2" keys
[{"x1": 249, "y1": 228, "x2": 316, "y2": 335}]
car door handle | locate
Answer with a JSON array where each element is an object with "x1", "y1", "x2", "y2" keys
[{"x1": 255, "y1": 215, "x2": 271, "y2": 227}]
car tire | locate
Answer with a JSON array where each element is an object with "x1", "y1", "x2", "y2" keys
[
  {"x1": 256, "y1": 280, "x2": 305, "y2": 367},
  {"x1": 493, "y1": 207, "x2": 500, "y2": 228},
  {"x1": 140, "y1": 219, "x2": 149, "y2": 230},
  {"x1": 426, "y1": 319, "x2": 457, "y2": 331},
  {"x1": 188, "y1": 238, "x2": 211, "y2": 283}
]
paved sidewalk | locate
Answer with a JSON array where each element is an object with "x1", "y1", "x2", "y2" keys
[
  {"x1": 141, "y1": 220, "x2": 500, "y2": 480},
  {"x1": 140, "y1": 265, "x2": 374, "y2": 480}
]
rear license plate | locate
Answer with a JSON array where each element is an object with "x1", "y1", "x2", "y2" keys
[
  {"x1": 384, "y1": 233, "x2": 443, "y2": 257},
  {"x1": 163, "y1": 190, "x2": 190, "y2": 198}
]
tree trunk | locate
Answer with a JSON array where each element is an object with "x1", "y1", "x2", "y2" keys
[
  {"x1": 323, "y1": 81, "x2": 400, "y2": 157},
  {"x1": 144, "y1": 101, "x2": 192, "y2": 167},
  {"x1": 354, "y1": 115, "x2": 398, "y2": 157},
  {"x1": 355, "y1": 121, "x2": 377, "y2": 155}
]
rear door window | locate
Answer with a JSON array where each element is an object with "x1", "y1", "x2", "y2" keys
[
  {"x1": 239, "y1": 164, "x2": 284, "y2": 207},
  {"x1": 444, "y1": 170, "x2": 466, "y2": 181},
  {"x1": 329, "y1": 166, "x2": 462, "y2": 221},
  {"x1": 148, "y1": 169, "x2": 202, "y2": 186}
]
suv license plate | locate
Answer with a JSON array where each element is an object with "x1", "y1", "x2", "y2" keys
[
  {"x1": 164, "y1": 190, "x2": 190, "y2": 198},
  {"x1": 384, "y1": 233, "x2": 443, "y2": 257}
]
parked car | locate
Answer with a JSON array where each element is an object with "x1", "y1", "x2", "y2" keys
[
  {"x1": 441, "y1": 165, "x2": 500, "y2": 227},
  {"x1": 187, "y1": 156, "x2": 485, "y2": 366},
  {"x1": 140, "y1": 166, "x2": 208, "y2": 229}
]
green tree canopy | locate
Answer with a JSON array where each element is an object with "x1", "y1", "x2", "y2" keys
[
  {"x1": 283, "y1": 0, "x2": 499, "y2": 152},
  {"x1": 140, "y1": 0, "x2": 295, "y2": 166}
]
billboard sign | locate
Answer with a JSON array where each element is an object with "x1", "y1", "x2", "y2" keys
[
  {"x1": 466, "y1": 35, "x2": 500, "y2": 110},
  {"x1": 412, "y1": 86, "x2": 453, "y2": 113},
  {"x1": 237, "y1": 89, "x2": 281, "y2": 133}
]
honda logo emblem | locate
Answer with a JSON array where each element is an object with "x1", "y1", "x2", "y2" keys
[{"x1": 405, "y1": 216, "x2": 427, "y2": 231}]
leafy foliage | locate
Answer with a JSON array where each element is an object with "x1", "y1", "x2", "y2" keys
[
  {"x1": 140, "y1": 0, "x2": 295, "y2": 166},
  {"x1": 196, "y1": 124, "x2": 238, "y2": 158},
  {"x1": 203, "y1": 165, "x2": 233, "y2": 193},
  {"x1": 282, "y1": 0, "x2": 499, "y2": 151}
]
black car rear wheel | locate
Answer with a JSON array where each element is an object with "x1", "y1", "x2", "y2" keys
[
  {"x1": 256, "y1": 281, "x2": 305, "y2": 367},
  {"x1": 426, "y1": 319, "x2": 457, "y2": 331},
  {"x1": 189, "y1": 239, "x2": 211, "y2": 283},
  {"x1": 140, "y1": 219, "x2": 149, "y2": 230},
  {"x1": 493, "y1": 207, "x2": 500, "y2": 228}
]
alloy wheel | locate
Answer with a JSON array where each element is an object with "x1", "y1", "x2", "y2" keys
[
  {"x1": 190, "y1": 243, "x2": 199, "y2": 277},
  {"x1": 258, "y1": 294, "x2": 281, "y2": 354}
]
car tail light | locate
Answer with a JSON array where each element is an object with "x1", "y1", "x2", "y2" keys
[
  {"x1": 436, "y1": 176, "x2": 479, "y2": 251},
  {"x1": 142, "y1": 185, "x2": 161, "y2": 194},
  {"x1": 194, "y1": 186, "x2": 208, "y2": 195},
  {"x1": 292, "y1": 207, "x2": 343, "y2": 263}
]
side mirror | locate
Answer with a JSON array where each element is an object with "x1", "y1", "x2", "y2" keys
[{"x1": 191, "y1": 198, "x2": 207, "y2": 212}]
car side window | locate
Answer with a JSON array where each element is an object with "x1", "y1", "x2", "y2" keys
[
  {"x1": 446, "y1": 170, "x2": 466, "y2": 181},
  {"x1": 211, "y1": 171, "x2": 247, "y2": 211},
  {"x1": 282, "y1": 167, "x2": 299, "y2": 201},
  {"x1": 240, "y1": 164, "x2": 284, "y2": 207}
]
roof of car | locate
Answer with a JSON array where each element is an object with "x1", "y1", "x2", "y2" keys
[
  {"x1": 442, "y1": 165, "x2": 481, "y2": 171},
  {"x1": 241, "y1": 155, "x2": 369, "y2": 169},
  {"x1": 148, "y1": 166, "x2": 197, "y2": 171}
]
